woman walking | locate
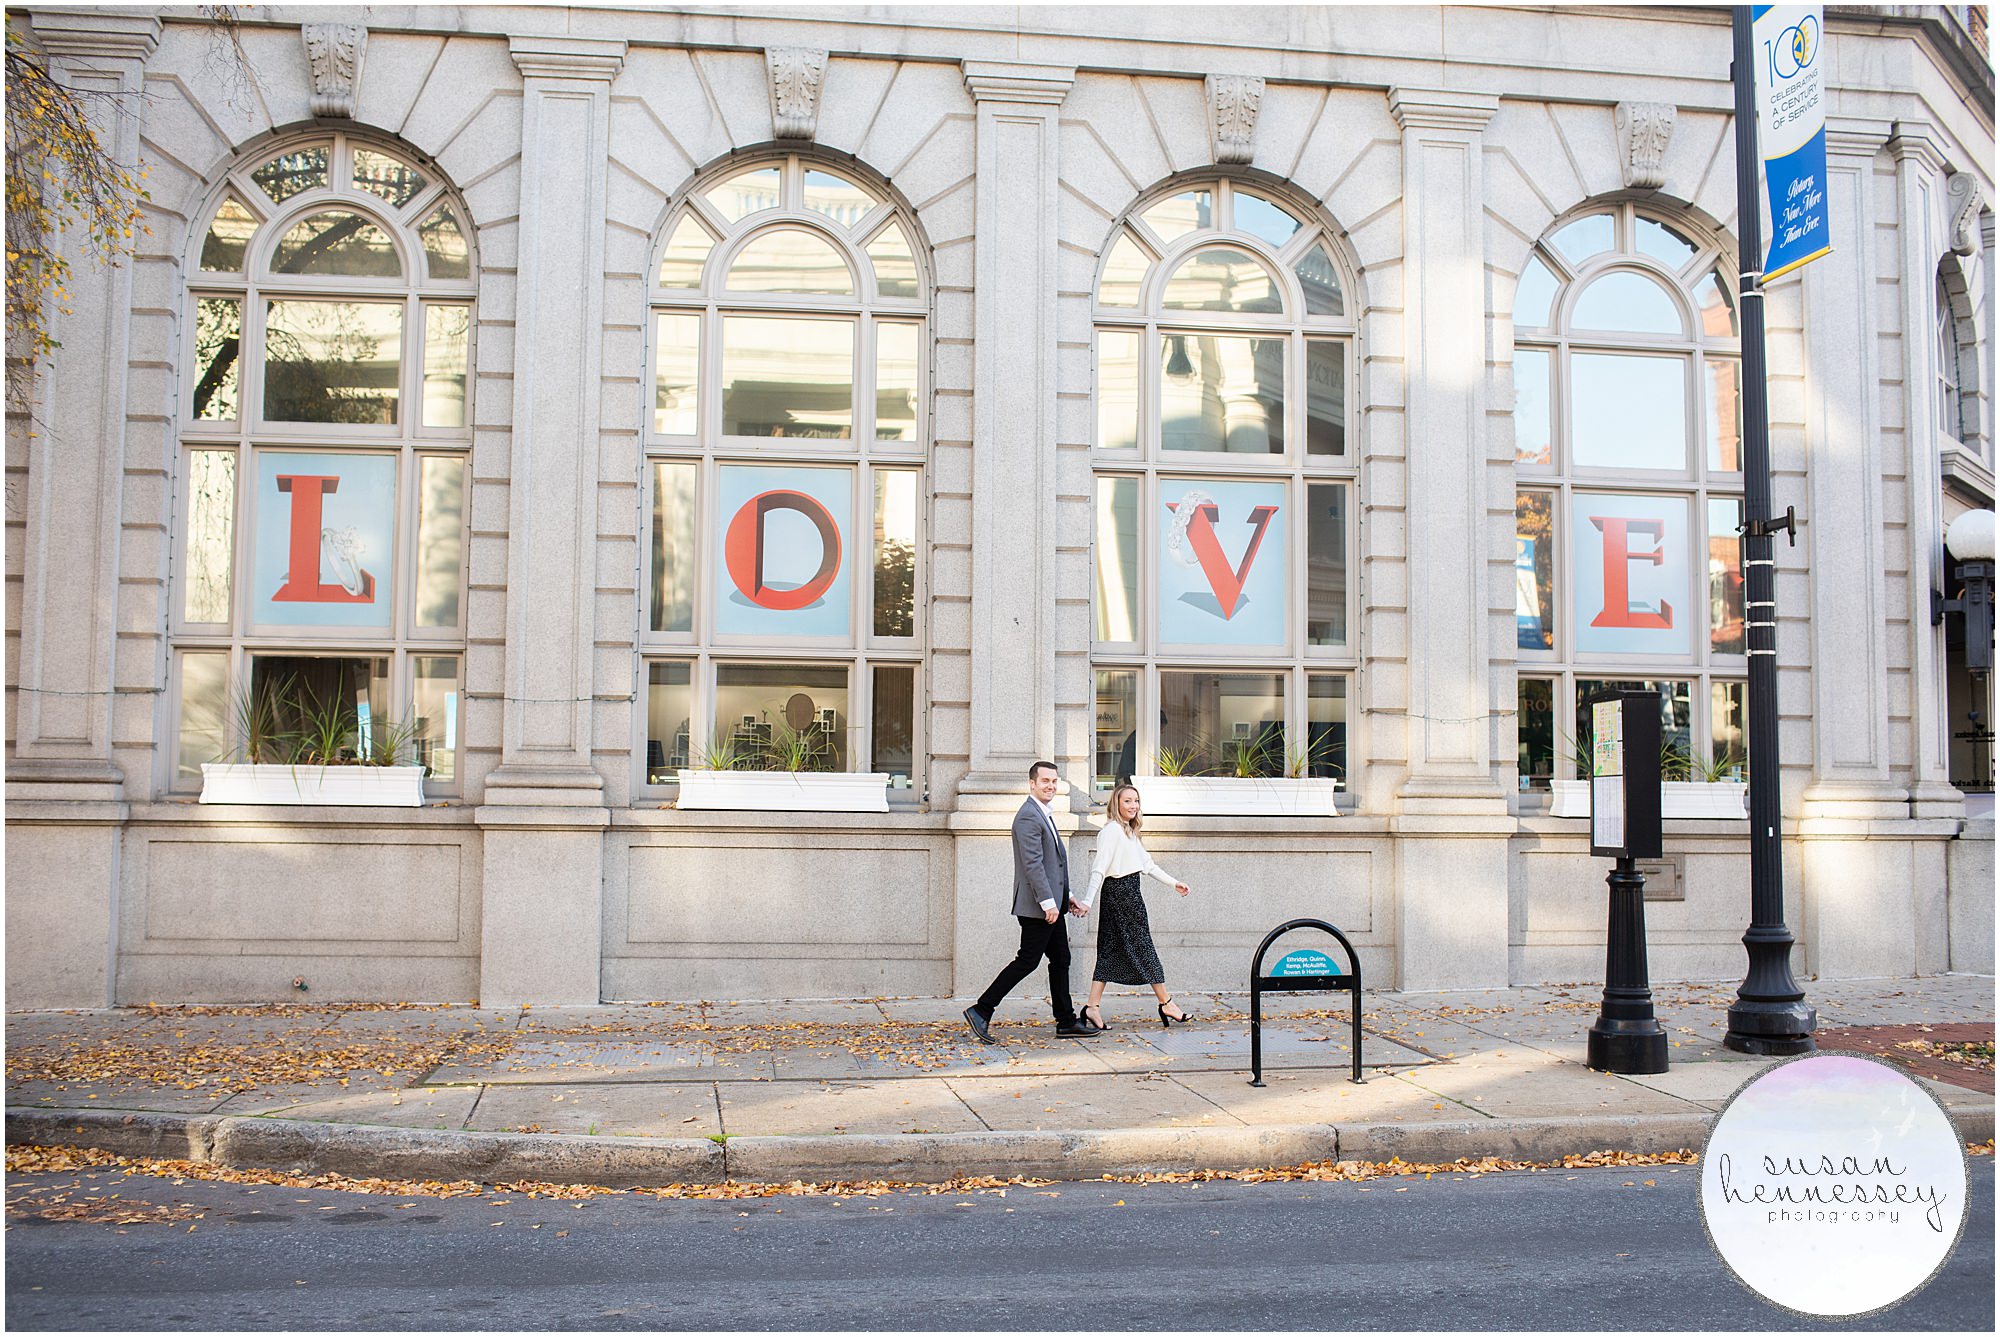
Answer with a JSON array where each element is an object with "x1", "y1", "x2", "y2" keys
[{"x1": 1075, "y1": 783, "x2": 1193, "y2": 1028}]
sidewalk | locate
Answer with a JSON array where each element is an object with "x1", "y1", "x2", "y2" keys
[{"x1": 7, "y1": 976, "x2": 1993, "y2": 1186}]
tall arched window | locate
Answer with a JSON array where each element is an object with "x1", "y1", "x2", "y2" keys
[
  {"x1": 1936, "y1": 265, "x2": 1966, "y2": 443},
  {"x1": 172, "y1": 132, "x2": 475, "y2": 792},
  {"x1": 1511, "y1": 203, "x2": 1745, "y2": 792},
  {"x1": 641, "y1": 155, "x2": 928, "y2": 796},
  {"x1": 1090, "y1": 179, "x2": 1357, "y2": 792}
]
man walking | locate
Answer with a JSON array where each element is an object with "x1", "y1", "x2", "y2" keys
[{"x1": 964, "y1": 761, "x2": 1102, "y2": 1043}]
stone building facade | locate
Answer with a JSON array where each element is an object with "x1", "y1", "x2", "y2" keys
[{"x1": 6, "y1": 4, "x2": 1993, "y2": 1008}]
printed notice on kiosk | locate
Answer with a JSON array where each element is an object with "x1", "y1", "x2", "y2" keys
[{"x1": 1590, "y1": 699, "x2": 1624, "y2": 851}]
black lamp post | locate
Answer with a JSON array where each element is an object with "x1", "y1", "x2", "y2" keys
[{"x1": 1934, "y1": 509, "x2": 1997, "y2": 673}]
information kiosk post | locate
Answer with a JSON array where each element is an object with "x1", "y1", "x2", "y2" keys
[{"x1": 1585, "y1": 692, "x2": 1669, "y2": 1075}]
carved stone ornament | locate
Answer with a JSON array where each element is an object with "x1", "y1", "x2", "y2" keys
[
  {"x1": 766, "y1": 47, "x2": 828, "y2": 140},
  {"x1": 1948, "y1": 173, "x2": 1983, "y2": 257},
  {"x1": 302, "y1": 23, "x2": 366, "y2": 118},
  {"x1": 1206, "y1": 74, "x2": 1264, "y2": 165},
  {"x1": 1615, "y1": 100, "x2": 1676, "y2": 191}
]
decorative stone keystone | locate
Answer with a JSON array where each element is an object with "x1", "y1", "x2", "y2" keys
[
  {"x1": 1949, "y1": 173, "x2": 1983, "y2": 256},
  {"x1": 1615, "y1": 100, "x2": 1675, "y2": 190},
  {"x1": 766, "y1": 47, "x2": 827, "y2": 140},
  {"x1": 301, "y1": 23, "x2": 366, "y2": 118},
  {"x1": 1206, "y1": 74, "x2": 1264, "y2": 165}
]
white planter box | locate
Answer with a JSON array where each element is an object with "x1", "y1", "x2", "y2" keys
[
  {"x1": 1130, "y1": 776, "x2": 1339, "y2": 817},
  {"x1": 1548, "y1": 779, "x2": 1748, "y2": 819},
  {"x1": 675, "y1": 769, "x2": 890, "y2": 813},
  {"x1": 200, "y1": 763, "x2": 426, "y2": 807}
]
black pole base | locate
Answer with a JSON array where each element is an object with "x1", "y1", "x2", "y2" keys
[
  {"x1": 1587, "y1": 1020, "x2": 1669, "y2": 1075},
  {"x1": 1723, "y1": 998, "x2": 1818, "y2": 1056}
]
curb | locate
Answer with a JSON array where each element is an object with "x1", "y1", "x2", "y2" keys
[{"x1": 10, "y1": 1102, "x2": 1994, "y2": 1187}]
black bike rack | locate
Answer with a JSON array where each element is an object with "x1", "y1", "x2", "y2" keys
[{"x1": 1249, "y1": 918, "x2": 1363, "y2": 1086}]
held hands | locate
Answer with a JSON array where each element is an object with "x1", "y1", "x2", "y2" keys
[{"x1": 1068, "y1": 899, "x2": 1090, "y2": 918}]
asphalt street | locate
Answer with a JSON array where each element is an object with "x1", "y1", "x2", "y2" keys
[{"x1": 5, "y1": 1160, "x2": 1992, "y2": 1331}]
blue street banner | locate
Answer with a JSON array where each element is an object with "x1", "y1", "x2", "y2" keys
[{"x1": 1753, "y1": 5, "x2": 1832, "y2": 281}]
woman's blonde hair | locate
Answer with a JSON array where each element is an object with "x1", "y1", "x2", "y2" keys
[{"x1": 1108, "y1": 782, "x2": 1143, "y2": 834}]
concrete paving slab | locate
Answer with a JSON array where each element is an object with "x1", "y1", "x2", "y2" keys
[
  {"x1": 212, "y1": 1084, "x2": 481, "y2": 1130},
  {"x1": 693, "y1": 1000, "x2": 905, "y2": 1026},
  {"x1": 1395, "y1": 1051, "x2": 1706, "y2": 1119},
  {"x1": 1812, "y1": 977, "x2": 1997, "y2": 1027},
  {"x1": 203, "y1": 1075, "x2": 413, "y2": 1116},
  {"x1": 1610, "y1": 1059, "x2": 1780, "y2": 1107},
  {"x1": 947, "y1": 1071, "x2": 1240, "y2": 1132},
  {"x1": 716, "y1": 1078, "x2": 986, "y2": 1137},
  {"x1": 466, "y1": 1082, "x2": 723, "y2": 1137},
  {"x1": 427, "y1": 1037, "x2": 749, "y2": 1085},
  {"x1": 4, "y1": 1081, "x2": 234, "y2": 1114},
  {"x1": 1168, "y1": 1068, "x2": 1481, "y2": 1126},
  {"x1": 322, "y1": 1008, "x2": 520, "y2": 1035},
  {"x1": 4, "y1": 1012, "x2": 153, "y2": 1044},
  {"x1": 766, "y1": 1044, "x2": 1038, "y2": 1080}
]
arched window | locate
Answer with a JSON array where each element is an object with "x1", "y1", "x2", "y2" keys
[
  {"x1": 641, "y1": 155, "x2": 928, "y2": 795},
  {"x1": 1089, "y1": 179, "x2": 1357, "y2": 793},
  {"x1": 172, "y1": 132, "x2": 475, "y2": 792},
  {"x1": 1511, "y1": 202, "x2": 1745, "y2": 794},
  {"x1": 1937, "y1": 266, "x2": 1965, "y2": 443}
]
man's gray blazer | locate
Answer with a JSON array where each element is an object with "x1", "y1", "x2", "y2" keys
[{"x1": 1010, "y1": 799, "x2": 1071, "y2": 918}]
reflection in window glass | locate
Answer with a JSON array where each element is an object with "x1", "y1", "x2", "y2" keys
[
  {"x1": 1517, "y1": 676, "x2": 1555, "y2": 791},
  {"x1": 263, "y1": 300, "x2": 403, "y2": 424},
  {"x1": 707, "y1": 167, "x2": 783, "y2": 223},
  {"x1": 1094, "y1": 668, "x2": 1139, "y2": 788},
  {"x1": 1574, "y1": 679, "x2": 1692, "y2": 775},
  {"x1": 1232, "y1": 189, "x2": 1302, "y2": 248},
  {"x1": 352, "y1": 149, "x2": 427, "y2": 207},
  {"x1": 183, "y1": 450, "x2": 234, "y2": 623},
  {"x1": 721, "y1": 316, "x2": 853, "y2": 438},
  {"x1": 415, "y1": 456, "x2": 464, "y2": 629},
  {"x1": 418, "y1": 206, "x2": 470, "y2": 281},
  {"x1": 875, "y1": 322, "x2": 918, "y2": 442},
  {"x1": 1514, "y1": 257, "x2": 1559, "y2": 329},
  {"x1": 1140, "y1": 191, "x2": 1212, "y2": 244},
  {"x1": 1159, "y1": 670, "x2": 1284, "y2": 777},
  {"x1": 658, "y1": 214, "x2": 714, "y2": 289},
  {"x1": 251, "y1": 655, "x2": 390, "y2": 759},
  {"x1": 1515, "y1": 490, "x2": 1555, "y2": 651},
  {"x1": 1162, "y1": 248, "x2": 1281, "y2": 314},
  {"x1": 866, "y1": 223, "x2": 919, "y2": 299},
  {"x1": 1306, "y1": 674, "x2": 1347, "y2": 784},
  {"x1": 871, "y1": 664, "x2": 915, "y2": 785},
  {"x1": 1307, "y1": 482, "x2": 1347, "y2": 646},
  {"x1": 1096, "y1": 330, "x2": 1140, "y2": 450},
  {"x1": 1707, "y1": 497, "x2": 1745, "y2": 656},
  {"x1": 650, "y1": 461, "x2": 696, "y2": 634},
  {"x1": 1514, "y1": 347, "x2": 1551, "y2": 464},
  {"x1": 1095, "y1": 475, "x2": 1139, "y2": 643},
  {"x1": 1306, "y1": 339, "x2": 1346, "y2": 456},
  {"x1": 1295, "y1": 243, "x2": 1344, "y2": 317},
  {"x1": 1099, "y1": 230, "x2": 1151, "y2": 308},
  {"x1": 192, "y1": 298, "x2": 242, "y2": 421},
  {"x1": 177, "y1": 652, "x2": 229, "y2": 783},
  {"x1": 422, "y1": 304, "x2": 469, "y2": 428},
  {"x1": 873, "y1": 469, "x2": 917, "y2": 637},
  {"x1": 727, "y1": 227, "x2": 854, "y2": 295},
  {"x1": 1160, "y1": 334, "x2": 1284, "y2": 454},
  {"x1": 272, "y1": 211, "x2": 403, "y2": 278},
  {"x1": 1711, "y1": 680, "x2": 1747, "y2": 778},
  {"x1": 714, "y1": 662, "x2": 850, "y2": 771},
  {"x1": 645, "y1": 661, "x2": 693, "y2": 781},
  {"x1": 1695, "y1": 270, "x2": 1736, "y2": 338},
  {"x1": 1570, "y1": 352, "x2": 1685, "y2": 470},
  {"x1": 413, "y1": 656, "x2": 459, "y2": 783},
  {"x1": 1705, "y1": 358, "x2": 1742, "y2": 471},
  {"x1": 654, "y1": 312, "x2": 699, "y2": 436},
  {"x1": 802, "y1": 170, "x2": 874, "y2": 228},
  {"x1": 252, "y1": 146, "x2": 328, "y2": 204},
  {"x1": 1571, "y1": 271, "x2": 1684, "y2": 335},
  {"x1": 1551, "y1": 213, "x2": 1615, "y2": 266},
  {"x1": 201, "y1": 196, "x2": 259, "y2": 272},
  {"x1": 1635, "y1": 217, "x2": 1699, "y2": 270}
]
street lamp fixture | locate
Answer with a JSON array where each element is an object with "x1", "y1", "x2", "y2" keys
[{"x1": 1933, "y1": 508, "x2": 1996, "y2": 673}]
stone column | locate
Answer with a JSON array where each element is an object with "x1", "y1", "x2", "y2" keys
[
  {"x1": 1385, "y1": 88, "x2": 1511, "y2": 990},
  {"x1": 4, "y1": 12, "x2": 158, "y2": 1008},
  {"x1": 474, "y1": 35, "x2": 625, "y2": 1006},
  {"x1": 949, "y1": 60, "x2": 1075, "y2": 996},
  {"x1": 1889, "y1": 124, "x2": 1966, "y2": 822}
]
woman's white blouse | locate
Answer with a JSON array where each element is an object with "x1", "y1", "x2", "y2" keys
[{"x1": 1081, "y1": 820, "x2": 1179, "y2": 907}]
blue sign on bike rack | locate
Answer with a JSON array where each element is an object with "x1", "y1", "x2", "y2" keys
[{"x1": 1250, "y1": 919, "x2": 1363, "y2": 1087}]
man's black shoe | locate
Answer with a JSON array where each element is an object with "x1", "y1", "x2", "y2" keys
[
  {"x1": 963, "y1": 1006, "x2": 996, "y2": 1045},
  {"x1": 1055, "y1": 1018, "x2": 1102, "y2": 1037}
]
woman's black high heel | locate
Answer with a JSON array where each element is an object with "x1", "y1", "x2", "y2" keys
[
  {"x1": 1082, "y1": 1004, "x2": 1107, "y2": 1032},
  {"x1": 1158, "y1": 998, "x2": 1191, "y2": 1027}
]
